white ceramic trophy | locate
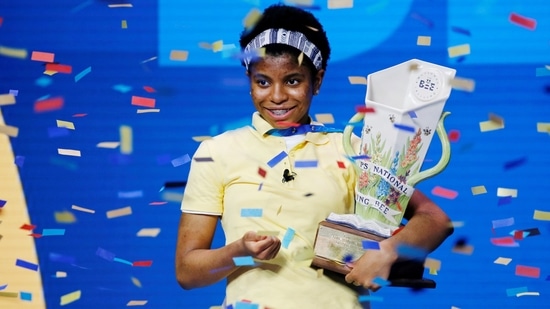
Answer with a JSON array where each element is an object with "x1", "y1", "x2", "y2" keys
[{"x1": 312, "y1": 59, "x2": 456, "y2": 287}]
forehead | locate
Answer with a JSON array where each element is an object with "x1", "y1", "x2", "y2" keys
[{"x1": 250, "y1": 53, "x2": 312, "y2": 77}]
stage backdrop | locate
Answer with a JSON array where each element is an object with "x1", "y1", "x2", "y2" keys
[{"x1": 0, "y1": 0, "x2": 549, "y2": 308}]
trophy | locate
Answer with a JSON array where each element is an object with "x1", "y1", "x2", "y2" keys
[{"x1": 312, "y1": 59, "x2": 456, "y2": 288}]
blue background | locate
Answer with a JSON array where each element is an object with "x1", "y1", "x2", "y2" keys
[{"x1": 1, "y1": 0, "x2": 549, "y2": 308}]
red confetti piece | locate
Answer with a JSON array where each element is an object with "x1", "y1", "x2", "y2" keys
[
  {"x1": 143, "y1": 86, "x2": 156, "y2": 93},
  {"x1": 275, "y1": 121, "x2": 300, "y2": 127},
  {"x1": 34, "y1": 97, "x2": 64, "y2": 113},
  {"x1": 258, "y1": 167, "x2": 267, "y2": 178},
  {"x1": 513, "y1": 230, "x2": 524, "y2": 240},
  {"x1": 448, "y1": 129, "x2": 460, "y2": 142},
  {"x1": 336, "y1": 161, "x2": 346, "y2": 169},
  {"x1": 45, "y1": 63, "x2": 73, "y2": 74},
  {"x1": 132, "y1": 260, "x2": 153, "y2": 267},
  {"x1": 131, "y1": 95, "x2": 156, "y2": 108},
  {"x1": 490, "y1": 236, "x2": 516, "y2": 246},
  {"x1": 391, "y1": 226, "x2": 404, "y2": 236},
  {"x1": 0, "y1": 17, "x2": 3, "y2": 27},
  {"x1": 356, "y1": 106, "x2": 375, "y2": 113},
  {"x1": 20, "y1": 223, "x2": 36, "y2": 231},
  {"x1": 30, "y1": 233, "x2": 42, "y2": 238},
  {"x1": 509, "y1": 13, "x2": 537, "y2": 30},
  {"x1": 515, "y1": 265, "x2": 540, "y2": 278},
  {"x1": 31, "y1": 51, "x2": 54, "y2": 62},
  {"x1": 431, "y1": 186, "x2": 458, "y2": 199},
  {"x1": 72, "y1": 113, "x2": 87, "y2": 117}
]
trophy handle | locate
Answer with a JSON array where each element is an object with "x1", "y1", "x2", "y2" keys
[
  {"x1": 407, "y1": 111, "x2": 451, "y2": 186},
  {"x1": 343, "y1": 112, "x2": 365, "y2": 174}
]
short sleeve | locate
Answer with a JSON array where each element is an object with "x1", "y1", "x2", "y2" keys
[{"x1": 180, "y1": 139, "x2": 224, "y2": 215}]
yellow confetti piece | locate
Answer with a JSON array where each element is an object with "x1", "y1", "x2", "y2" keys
[
  {"x1": 108, "y1": 4, "x2": 133, "y2": 8},
  {"x1": 533, "y1": 209, "x2": 550, "y2": 221},
  {"x1": 494, "y1": 257, "x2": 512, "y2": 265},
  {"x1": 169, "y1": 50, "x2": 189, "y2": 61},
  {"x1": 198, "y1": 42, "x2": 212, "y2": 49},
  {"x1": 71, "y1": 204, "x2": 95, "y2": 214},
  {"x1": 121, "y1": 20, "x2": 128, "y2": 29},
  {"x1": 56, "y1": 271, "x2": 67, "y2": 278},
  {"x1": 277, "y1": 205, "x2": 282, "y2": 215},
  {"x1": 428, "y1": 268, "x2": 438, "y2": 275},
  {"x1": 448, "y1": 43, "x2": 470, "y2": 58},
  {"x1": 0, "y1": 124, "x2": 19, "y2": 137},
  {"x1": 243, "y1": 8, "x2": 262, "y2": 29},
  {"x1": 314, "y1": 113, "x2": 335, "y2": 124},
  {"x1": 120, "y1": 125, "x2": 133, "y2": 154},
  {"x1": 424, "y1": 258, "x2": 441, "y2": 271},
  {"x1": 0, "y1": 94, "x2": 16, "y2": 106},
  {"x1": 0, "y1": 291, "x2": 19, "y2": 298},
  {"x1": 56, "y1": 120, "x2": 75, "y2": 130},
  {"x1": 127, "y1": 300, "x2": 148, "y2": 306},
  {"x1": 297, "y1": 52, "x2": 304, "y2": 66},
  {"x1": 96, "y1": 141, "x2": 120, "y2": 149},
  {"x1": 136, "y1": 228, "x2": 161, "y2": 237},
  {"x1": 211, "y1": 40, "x2": 224, "y2": 53},
  {"x1": 450, "y1": 76, "x2": 475, "y2": 92},
  {"x1": 451, "y1": 221, "x2": 464, "y2": 228},
  {"x1": 489, "y1": 113, "x2": 504, "y2": 126},
  {"x1": 536, "y1": 122, "x2": 550, "y2": 133},
  {"x1": 328, "y1": 0, "x2": 354, "y2": 9},
  {"x1": 479, "y1": 115, "x2": 504, "y2": 132},
  {"x1": 192, "y1": 135, "x2": 212, "y2": 142},
  {"x1": 471, "y1": 185, "x2": 487, "y2": 195},
  {"x1": 416, "y1": 35, "x2": 431, "y2": 46},
  {"x1": 257, "y1": 230, "x2": 279, "y2": 236},
  {"x1": 0, "y1": 45, "x2": 28, "y2": 59},
  {"x1": 43, "y1": 70, "x2": 58, "y2": 76},
  {"x1": 497, "y1": 187, "x2": 517, "y2": 198},
  {"x1": 136, "y1": 108, "x2": 160, "y2": 113},
  {"x1": 131, "y1": 276, "x2": 142, "y2": 288},
  {"x1": 452, "y1": 244, "x2": 474, "y2": 255},
  {"x1": 54, "y1": 211, "x2": 77, "y2": 223},
  {"x1": 106, "y1": 206, "x2": 132, "y2": 219},
  {"x1": 58, "y1": 148, "x2": 81, "y2": 157},
  {"x1": 348, "y1": 76, "x2": 367, "y2": 85},
  {"x1": 306, "y1": 25, "x2": 318, "y2": 32},
  {"x1": 60, "y1": 290, "x2": 81, "y2": 306}
]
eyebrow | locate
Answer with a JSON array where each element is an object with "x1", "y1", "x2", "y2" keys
[{"x1": 252, "y1": 72, "x2": 306, "y2": 80}]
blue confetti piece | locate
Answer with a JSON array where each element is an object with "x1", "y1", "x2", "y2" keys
[
  {"x1": 171, "y1": 154, "x2": 191, "y2": 167},
  {"x1": 42, "y1": 229, "x2": 66, "y2": 236},
  {"x1": 267, "y1": 151, "x2": 287, "y2": 168},
  {"x1": 343, "y1": 254, "x2": 354, "y2": 263},
  {"x1": 35, "y1": 76, "x2": 52, "y2": 87},
  {"x1": 20, "y1": 291, "x2": 32, "y2": 301},
  {"x1": 232, "y1": 256, "x2": 255, "y2": 266},
  {"x1": 9, "y1": 89, "x2": 18, "y2": 96},
  {"x1": 350, "y1": 155, "x2": 370, "y2": 161},
  {"x1": 506, "y1": 286, "x2": 528, "y2": 297},
  {"x1": 396, "y1": 244, "x2": 427, "y2": 260},
  {"x1": 240, "y1": 208, "x2": 263, "y2": 217},
  {"x1": 96, "y1": 247, "x2": 116, "y2": 262},
  {"x1": 498, "y1": 196, "x2": 513, "y2": 206},
  {"x1": 408, "y1": 111, "x2": 417, "y2": 118},
  {"x1": 112, "y1": 84, "x2": 132, "y2": 93},
  {"x1": 362, "y1": 240, "x2": 380, "y2": 250},
  {"x1": 235, "y1": 301, "x2": 259, "y2": 309},
  {"x1": 15, "y1": 259, "x2": 39, "y2": 271},
  {"x1": 14, "y1": 156, "x2": 25, "y2": 167},
  {"x1": 450, "y1": 26, "x2": 471, "y2": 36},
  {"x1": 117, "y1": 190, "x2": 143, "y2": 198},
  {"x1": 294, "y1": 160, "x2": 318, "y2": 168},
  {"x1": 282, "y1": 227, "x2": 295, "y2": 249},
  {"x1": 0, "y1": 284, "x2": 7, "y2": 290},
  {"x1": 48, "y1": 127, "x2": 70, "y2": 138},
  {"x1": 0, "y1": 199, "x2": 6, "y2": 208},
  {"x1": 535, "y1": 67, "x2": 550, "y2": 77},
  {"x1": 358, "y1": 295, "x2": 384, "y2": 302},
  {"x1": 393, "y1": 123, "x2": 416, "y2": 133},
  {"x1": 49, "y1": 252, "x2": 76, "y2": 264},
  {"x1": 503, "y1": 156, "x2": 527, "y2": 170},
  {"x1": 372, "y1": 276, "x2": 390, "y2": 286},
  {"x1": 74, "y1": 66, "x2": 92, "y2": 82},
  {"x1": 113, "y1": 257, "x2": 133, "y2": 266}
]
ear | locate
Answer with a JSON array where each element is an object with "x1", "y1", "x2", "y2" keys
[{"x1": 314, "y1": 69, "x2": 325, "y2": 94}]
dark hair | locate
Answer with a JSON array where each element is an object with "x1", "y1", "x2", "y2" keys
[{"x1": 239, "y1": 4, "x2": 331, "y2": 73}]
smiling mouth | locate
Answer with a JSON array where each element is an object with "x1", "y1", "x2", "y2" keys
[{"x1": 267, "y1": 107, "x2": 295, "y2": 117}]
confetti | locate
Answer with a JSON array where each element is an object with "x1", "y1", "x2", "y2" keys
[
  {"x1": 192, "y1": 136, "x2": 212, "y2": 142},
  {"x1": 424, "y1": 258, "x2": 441, "y2": 271},
  {"x1": 257, "y1": 231, "x2": 278, "y2": 236},
  {"x1": 470, "y1": 185, "x2": 486, "y2": 195},
  {"x1": 396, "y1": 244, "x2": 427, "y2": 260},
  {"x1": 127, "y1": 300, "x2": 148, "y2": 306},
  {"x1": 294, "y1": 160, "x2": 318, "y2": 168},
  {"x1": 355, "y1": 106, "x2": 375, "y2": 113},
  {"x1": 314, "y1": 113, "x2": 334, "y2": 124},
  {"x1": 121, "y1": 20, "x2": 128, "y2": 29},
  {"x1": 71, "y1": 205, "x2": 95, "y2": 213},
  {"x1": 0, "y1": 291, "x2": 18, "y2": 298},
  {"x1": 97, "y1": 142, "x2": 120, "y2": 149},
  {"x1": 503, "y1": 157, "x2": 527, "y2": 170},
  {"x1": 113, "y1": 84, "x2": 132, "y2": 93},
  {"x1": 416, "y1": 35, "x2": 431, "y2": 46},
  {"x1": 45, "y1": 63, "x2": 73, "y2": 74},
  {"x1": 348, "y1": 76, "x2": 367, "y2": 85},
  {"x1": 193, "y1": 157, "x2": 214, "y2": 162},
  {"x1": 0, "y1": 199, "x2": 6, "y2": 208},
  {"x1": 281, "y1": 227, "x2": 295, "y2": 249},
  {"x1": 42, "y1": 228, "x2": 66, "y2": 236},
  {"x1": 452, "y1": 244, "x2": 474, "y2": 255},
  {"x1": 34, "y1": 97, "x2": 64, "y2": 113},
  {"x1": 15, "y1": 259, "x2": 39, "y2": 271},
  {"x1": 35, "y1": 76, "x2": 53, "y2": 87},
  {"x1": 536, "y1": 122, "x2": 550, "y2": 133},
  {"x1": 136, "y1": 228, "x2": 161, "y2": 237},
  {"x1": 516, "y1": 292, "x2": 540, "y2": 297},
  {"x1": 267, "y1": 151, "x2": 287, "y2": 167},
  {"x1": 0, "y1": 125, "x2": 18, "y2": 137},
  {"x1": 498, "y1": 196, "x2": 513, "y2": 206},
  {"x1": 240, "y1": 208, "x2": 263, "y2": 217},
  {"x1": 233, "y1": 256, "x2": 255, "y2": 266},
  {"x1": 120, "y1": 125, "x2": 133, "y2": 154},
  {"x1": 136, "y1": 108, "x2": 160, "y2": 113},
  {"x1": 56, "y1": 120, "x2": 75, "y2": 130},
  {"x1": 169, "y1": 50, "x2": 189, "y2": 61},
  {"x1": 114, "y1": 257, "x2": 133, "y2": 266},
  {"x1": 522, "y1": 227, "x2": 540, "y2": 237},
  {"x1": 535, "y1": 67, "x2": 550, "y2": 77},
  {"x1": 60, "y1": 290, "x2": 81, "y2": 306},
  {"x1": 242, "y1": 8, "x2": 262, "y2": 30},
  {"x1": 118, "y1": 190, "x2": 143, "y2": 198},
  {"x1": 0, "y1": 93, "x2": 15, "y2": 106},
  {"x1": 31, "y1": 51, "x2": 54, "y2": 62},
  {"x1": 362, "y1": 240, "x2": 380, "y2": 250},
  {"x1": 96, "y1": 247, "x2": 116, "y2": 261},
  {"x1": 131, "y1": 95, "x2": 156, "y2": 108},
  {"x1": 131, "y1": 277, "x2": 142, "y2": 287},
  {"x1": 497, "y1": 187, "x2": 517, "y2": 198},
  {"x1": 447, "y1": 44, "x2": 470, "y2": 58},
  {"x1": 490, "y1": 236, "x2": 518, "y2": 247},
  {"x1": 106, "y1": 206, "x2": 132, "y2": 219},
  {"x1": 358, "y1": 295, "x2": 383, "y2": 302},
  {"x1": 171, "y1": 154, "x2": 191, "y2": 167},
  {"x1": 58, "y1": 148, "x2": 81, "y2": 157},
  {"x1": 506, "y1": 287, "x2": 528, "y2": 297},
  {"x1": 393, "y1": 123, "x2": 415, "y2": 133},
  {"x1": 450, "y1": 77, "x2": 475, "y2": 92},
  {"x1": 132, "y1": 260, "x2": 153, "y2": 267},
  {"x1": 450, "y1": 26, "x2": 471, "y2": 36},
  {"x1": 479, "y1": 119, "x2": 504, "y2": 132},
  {"x1": 431, "y1": 186, "x2": 458, "y2": 199},
  {"x1": 74, "y1": 66, "x2": 91, "y2": 82},
  {"x1": 55, "y1": 271, "x2": 67, "y2": 278},
  {"x1": 515, "y1": 265, "x2": 540, "y2": 278},
  {"x1": 492, "y1": 217, "x2": 514, "y2": 229},
  {"x1": 494, "y1": 257, "x2": 512, "y2": 265},
  {"x1": 0, "y1": 45, "x2": 28, "y2": 59},
  {"x1": 337, "y1": 161, "x2": 346, "y2": 169},
  {"x1": 509, "y1": 13, "x2": 537, "y2": 30},
  {"x1": 328, "y1": 0, "x2": 353, "y2": 9},
  {"x1": 108, "y1": 4, "x2": 133, "y2": 8},
  {"x1": 372, "y1": 277, "x2": 390, "y2": 287},
  {"x1": 54, "y1": 211, "x2": 77, "y2": 223},
  {"x1": 20, "y1": 223, "x2": 36, "y2": 230},
  {"x1": 533, "y1": 209, "x2": 550, "y2": 221}
]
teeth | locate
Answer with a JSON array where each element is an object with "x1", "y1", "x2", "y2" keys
[{"x1": 271, "y1": 109, "x2": 289, "y2": 116}]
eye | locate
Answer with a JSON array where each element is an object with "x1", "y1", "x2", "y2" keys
[{"x1": 287, "y1": 78, "x2": 300, "y2": 86}]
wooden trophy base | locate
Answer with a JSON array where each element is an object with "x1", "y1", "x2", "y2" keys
[{"x1": 312, "y1": 220, "x2": 435, "y2": 289}]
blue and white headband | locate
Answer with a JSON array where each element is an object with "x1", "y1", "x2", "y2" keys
[{"x1": 243, "y1": 28, "x2": 323, "y2": 70}]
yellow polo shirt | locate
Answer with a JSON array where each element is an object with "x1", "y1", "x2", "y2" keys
[{"x1": 181, "y1": 112, "x2": 365, "y2": 309}]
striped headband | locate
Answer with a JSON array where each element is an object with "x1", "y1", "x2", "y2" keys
[{"x1": 243, "y1": 28, "x2": 323, "y2": 70}]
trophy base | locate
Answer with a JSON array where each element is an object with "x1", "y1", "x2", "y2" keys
[{"x1": 312, "y1": 220, "x2": 435, "y2": 289}]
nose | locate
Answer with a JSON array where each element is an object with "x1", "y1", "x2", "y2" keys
[{"x1": 270, "y1": 83, "x2": 288, "y2": 104}]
